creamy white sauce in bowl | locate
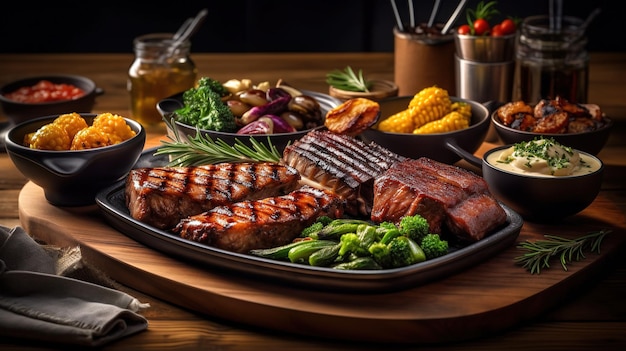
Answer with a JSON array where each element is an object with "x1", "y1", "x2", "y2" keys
[{"x1": 485, "y1": 138, "x2": 603, "y2": 178}]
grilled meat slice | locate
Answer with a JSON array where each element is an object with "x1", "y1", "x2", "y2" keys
[
  {"x1": 173, "y1": 185, "x2": 345, "y2": 253},
  {"x1": 281, "y1": 130, "x2": 405, "y2": 217},
  {"x1": 126, "y1": 162, "x2": 300, "y2": 230},
  {"x1": 372, "y1": 158, "x2": 507, "y2": 241}
]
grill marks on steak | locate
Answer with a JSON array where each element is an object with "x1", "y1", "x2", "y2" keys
[
  {"x1": 173, "y1": 185, "x2": 345, "y2": 253},
  {"x1": 125, "y1": 162, "x2": 300, "y2": 230},
  {"x1": 281, "y1": 130, "x2": 406, "y2": 216},
  {"x1": 372, "y1": 158, "x2": 507, "y2": 241}
]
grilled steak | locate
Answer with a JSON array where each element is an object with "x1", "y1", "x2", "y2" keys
[
  {"x1": 125, "y1": 162, "x2": 300, "y2": 230},
  {"x1": 173, "y1": 185, "x2": 345, "y2": 253},
  {"x1": 371, "y1": 158, "x2": 507, "y2": 241},
  {"x1": 281, "y1": 130, "x2": 406, "y2": 217}
]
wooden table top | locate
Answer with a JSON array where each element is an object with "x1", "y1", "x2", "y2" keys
[{"x1": 1, "y1": 52, "x2": 625, "y2": 350}]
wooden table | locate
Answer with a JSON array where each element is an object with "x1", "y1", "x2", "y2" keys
[{"x1": 1, "y1": 53, "x2": 626, "y2": 350}]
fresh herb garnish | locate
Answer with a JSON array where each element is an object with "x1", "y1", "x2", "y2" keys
[
  {"x1": 154, "y1": 118, "x2": 282, "y2": 166},
  {"x1": 514, "y1": 230, "x2": 611, "y2": 274},
  {"x1": 326, "y1": 66, "x2": 372, "y2": 93}
]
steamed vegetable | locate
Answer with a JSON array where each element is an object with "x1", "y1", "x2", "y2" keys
[
  {"x1": 173, "y1": 77, "x2": 237, "y2": 132},
  {"x1": 249, "y1": 214, "x2": 449, "y2": 270}
]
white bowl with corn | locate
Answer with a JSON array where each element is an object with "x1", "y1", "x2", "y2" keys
[{"x1": 360, "y1": 86, "x2": 490, "y2": 164}]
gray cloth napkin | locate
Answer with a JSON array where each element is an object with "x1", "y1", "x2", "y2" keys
[{"x1": 0, "y1": 225, "x2": 149, "y2": 347}]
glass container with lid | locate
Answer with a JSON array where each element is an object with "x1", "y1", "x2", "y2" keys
[
  {"x1": 513, "y1": 15, "x2": 589, "y2": 104},
  {"x1": 128, "y1": 33, "x2": 197, "y2": 126}
]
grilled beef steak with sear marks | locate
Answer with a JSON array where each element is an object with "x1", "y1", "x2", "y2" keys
[
  {"x1": 281, "y1": 130, "x2": 405, "y2": 217},
  {"x1": 173, "y1": 185, "x2": 345, "y2": 253},
  {"x1": 126, "y1": 162, "x2": 300, "y2": 230},
  {"x1": 372, "y1": 158, "x2": 507, "y2": 241}
]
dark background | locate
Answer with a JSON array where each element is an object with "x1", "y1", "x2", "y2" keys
[{"x1": 1, "y1": 0, "x2": 621, "y2": 54}]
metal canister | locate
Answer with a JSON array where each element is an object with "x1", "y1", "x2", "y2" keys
[
  {"x1": 128, "y1": 33, "x2": 197, "y2": 126},
  {"x1": 513, "y1": 15, "x2": 589, "y2": 104}
]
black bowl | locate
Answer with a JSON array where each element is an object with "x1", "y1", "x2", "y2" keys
[
  {"x1": 359, "y1": 96, "x2": 490, "y2": 164},
  {"x1": 157, "y1": 90, "x2": 341, "y2": 154},
  {"x1": 491, "y1": 111, "x2": 613, "y2": 155},
  {"x1": 0, "y1": 75, "x2": 103, "y2": 125},
  {"x1": 457, "y1": 143, "x2": 604, "y2": 222},
  {"x1": 5, "y1": 114, "x2": 145, "y2": 206}
]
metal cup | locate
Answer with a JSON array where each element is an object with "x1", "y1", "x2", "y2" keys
[
  {"x1": 454, "y1": 55, "x2": 514, "y2": 103},
  {"x1": 454, "y1": 33, "x2": 516, "y2": 62}
]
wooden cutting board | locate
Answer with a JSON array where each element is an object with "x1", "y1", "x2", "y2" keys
[{"x1": 17, "y1": 140, "x2": 626, "y2": 344}]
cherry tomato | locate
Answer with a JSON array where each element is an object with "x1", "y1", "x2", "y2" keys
[
  {"x1": 473, "y1": 18, "x2": 491, "y2": 36},
  {"x1": 499, "y1": 19, "x2": 516, "y2": 35},
  {"x1": 491, "y1": 24, "x2": 504, "y2": 36},
  {"x1": 457, "y1": 24, "x2": 471, "y2": 35}
]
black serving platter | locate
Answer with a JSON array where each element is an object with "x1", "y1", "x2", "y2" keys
[{"x1": 96, "y1": 148, "x2": 523, "y2": 293}]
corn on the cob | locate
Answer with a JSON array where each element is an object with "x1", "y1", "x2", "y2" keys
[
  {"x1": 413, "y1": 111, "x2": 470, "y2": 134},
  {"x1": 407, "y1": 86, "x2": 452, "y2": 128},
  {"x1": 376, "y1": 86, "x2": 452, "y2": 133},
  {"x1": 451, "y1": 101, "x2": 471, "y2": 121},
  {"x1": 376, "y1": 108, "x2": 415, "y2": 133}
]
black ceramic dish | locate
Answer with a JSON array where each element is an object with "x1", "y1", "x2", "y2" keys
[
  {"x1": 96, "y1": 147, "x2": 523, "y2": 293},
  {"x1": 157, "y1": 90, "x2": 342, "y2": 154},
  {"x1": 448, "y1": 143, "x2": 605, "y2": 222},
  {"x1": 0, "y1": 75, "x2": 104, "y2": 125},
  {"x1": 5, "y1": 114, "x2": 145, "y2": 206},
  {"x1": 491, "y1": 111, "x2": 613, "y2": 155},
  {"x1": 359, "y1": 96, "x2": 490, "y2": 164}
]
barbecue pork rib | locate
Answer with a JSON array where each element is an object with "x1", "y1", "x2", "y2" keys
[
  {"x1": 281, "y1": 130, "x2": 406, "y2": 217},
  {"x1": 371, "y1": 158, "x2": 507, "y2": 241},
  {"x1": 125, "y1": 162, "x2": 300, "y2": 230},
  {"x1": 173, "y1": 185, "x2": 345, "y2": 253}
]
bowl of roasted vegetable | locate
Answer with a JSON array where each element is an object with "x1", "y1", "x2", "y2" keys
[
  {"x1": 469, "y1": 137, "x2": 604, "y2": 221},
  {"x1": 5, "y1": 112, "x2": 145, "y2": 206},
  {"x1": 359, "y1": 86, "x2": 490, "y2": 164},
  {"x1": 0, "y1": 74, "x2": 103, "y2": 125},
  {"x1": 492, "y1": 97, "x2": 613, "y2": 155},
  {"x1": 157, "y1": 77, "x2": 342, "y2": 155}
]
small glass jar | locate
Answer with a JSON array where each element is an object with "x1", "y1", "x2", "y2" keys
[
  {"x1": 128, "y1": 33, "x2": 197, "y2": 126},
  {"x1": 513, "y1": 15, "x2": 589, "y2": 104}
]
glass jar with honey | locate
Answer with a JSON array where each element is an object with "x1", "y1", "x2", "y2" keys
[{"x1": 128, "y1": 33, "x2": 197, "y2": 126}]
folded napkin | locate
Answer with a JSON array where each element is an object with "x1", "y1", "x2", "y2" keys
[{"x1": 0, "y1": 225, "x2": 149, "y2": 347}]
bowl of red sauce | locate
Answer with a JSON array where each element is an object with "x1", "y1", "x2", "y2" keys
[{"x1": 0, "y1": 75, "x2": 103, "y2": 125}]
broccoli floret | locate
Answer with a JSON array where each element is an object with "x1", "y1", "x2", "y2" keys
[
  {"x1": 368, "y1": 242, "x2": 391, "y2": 268},
  {"x1": 338, "y1": 233, "x2": 368, "y2": 257},
  {"x1": 300, "y1": 221, "x2": 324, "y2": 239},
  {"x1": 379, "y1": 227, "x2": 402, "y2": 245},
  {"x1": 388, "y1": 236, "x2": 426, "y2": 268},
  {"x1": 420, "y1": 233, "x2": 449, "y2": 260},
  {"x1": 174, "y1": 77, "x2": 237, "y2": 132},
  {"x1": 315, "y1": 215, "x2": 333, "y2": 226},
  {"x1": 196, "y1": 77, "x2": 229, "y2": 97},
  {"x1": 399, "y1": 214, "x2": 430, "y2": 243}
]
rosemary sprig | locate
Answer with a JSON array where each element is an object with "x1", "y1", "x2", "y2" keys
[
  {"x1": 325, "y1": 66, "x2": 372, "y2": 93},
  {"x1": 154, "y1": 118, "x2": 282, "y2": 166},
  {"x1": 514, "y1": 230, "x2": 611, "y2": 275}
]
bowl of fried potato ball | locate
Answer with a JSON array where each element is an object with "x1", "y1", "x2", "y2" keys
[
  {"x1": 492, "y1": 97, "x2": 613, "y2": 155},
  {"x1": 5, "y1": 112, "x2": 145, "y2": 206}
]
